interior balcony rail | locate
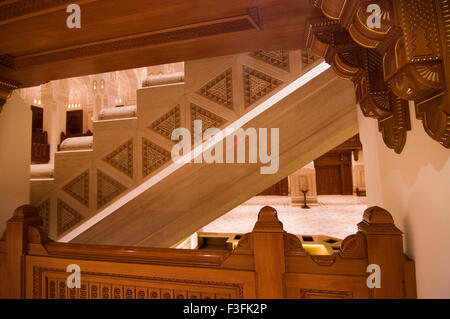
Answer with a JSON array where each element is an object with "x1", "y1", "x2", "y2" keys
[{"x1": 0, "y1": 205, "x2": 416, "y2": 299}]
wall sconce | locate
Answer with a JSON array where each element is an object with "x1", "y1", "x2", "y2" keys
[
  {"x1": 100, "y1": 79, "x2": 105, "y2": 89},
  {"x1": 92, "y1": 80, "x2": 97, "y2": 91},
  {"x1": 33, "y1": 99, "x2": 41, "y2": 105}
]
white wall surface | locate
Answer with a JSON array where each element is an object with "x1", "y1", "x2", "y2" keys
[
  {"x1": 0, "y1": 91, "x2": 31, "y2": 234},
  {"x1": 358, "y1": 102, "x2": 450, "y2": 298}
]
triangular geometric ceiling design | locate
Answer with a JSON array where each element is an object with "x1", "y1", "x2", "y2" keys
[
  {"x1": 149, "y1": 105, "x2": 181, "y2": 140},
  {"x1": 97, "y1": 169, "x2": 127, "y2": 208},
  {"x1": 57, "y1": 199, "x2": 84, "y2": 235},
  {"x1": 242, "y1": 66, "x2": 283, "y2": 108},
  {"x1": 301, "y1": 49, "x2": 317, "y2": 68},
  {"x1": 37, "y1": 198, "x2": 50, "y2": 235},
  {"x1": 197, "y1": 68, "x2": 233, "y2": 110},
  {"x1": 142, "y1": 138, "x2": 172, "y2": 178},
  {"x1": 190, "y1": 103, "x2": 227, "y2": 143},
  {"x1": 62, "y1": 170, "x2": 90, "y2": 208},
  {"x1": 103, "y1": 139, "x2": 134, "y2": 178},
  {"x1": 249, "y1": 50, "x2": 290, "y2": 71}
]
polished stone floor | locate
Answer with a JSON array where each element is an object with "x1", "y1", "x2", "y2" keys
[{"x1": 200, "y1": 195, "x2": 367, "y2": 240}]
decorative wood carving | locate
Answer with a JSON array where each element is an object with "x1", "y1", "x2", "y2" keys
[
  {"x1": 0, "y1": 78, "x2": 20, "y2": 113},
  {"x1": 149, "y1": 105, "x2": 181, "y2": 140},
  {"x1": 96, "y1": 169, "x2": 127, "y2": 208},
  {"x1": 242, "y1": 66, "x2": 283, "y2": 108},
  {"x1": 36, "y1": 199, "x2": 50, "y2": 235},
  {"x1": 284, "y1": 233, "x2": 308, "y2": 257},
  {"x1": 300, "y1": 288, "x2": 353, "y2": 299},
  {"x1": 1, "y1": 205, "x2": 416, "y2": 299},
  {"x1": 103, "y1": 139, "x2": 134, "y2": 178},
  {"x1": 306, "y1": 0, "x2": 450, "y2": 150},
  {"x1": 249, "y1": 50, "x2": 290, "y2": 71},
  {"x1": 301, "y1": 49, "x2": 317, "y2": 68},
  {"x1": 57, "y1": 199, "x2": 85, "y2": 235},
  {"x1": 339, "y1": 232, "x2": 367, "y2": 259},
  {"x1": 197, "y1": 69, "x2": 234, "y2": 110},
  {"x1": 190, "y1": 103, "x2": 227, "y2": 142},
  {"x1": 62, "y1": 170, "x2": 90, "y2": 208},
  {"x1": 34, "y1": 267, "x2": 241, "y2": 299},
  {"x1": 142, "y1": 138, "x2": 171, "y2": 178}
]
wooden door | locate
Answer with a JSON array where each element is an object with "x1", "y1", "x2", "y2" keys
[
  {"x1": 314, "y1": 151, "x2": 353, "y2": 195},
  {"x1": 66, "y1": 110, "x2": 83, "y2": 137},
  {"x1": 316, "y1": 165, "x2": 342, "y2": 195},
  {"x1": 31, "y1": 106, "x2": 43, "y2": 133},
  {"x1": 258, "y1": 177, "x2": 289, "y2": 196}
]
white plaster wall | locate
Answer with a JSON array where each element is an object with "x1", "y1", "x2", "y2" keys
[
  {"x1": 358, "y1": 102, "x2": 450, "y2": 298},
  {"x1": 0, "y1": 91, "x2": 31, "y2": 234}
]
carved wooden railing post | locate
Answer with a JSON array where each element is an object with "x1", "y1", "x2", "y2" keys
[
  {"x1": 5, "y1": 205, "x2": 42, "y2": 298},
  {"x1": 358, "y1": 206, "x2": 405, "y2": 298},
  {"x1": 251, "y1": 206, "x2": 286, "y2": 299}
]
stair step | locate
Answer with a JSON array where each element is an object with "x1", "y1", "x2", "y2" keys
[
  {"x1": 142, "y1": 72, "x2": 184, "y2": 87},
  {"x1": 30, "y1": 163, "x2": 54, "y2": 180},
  {"x1": 59, "y1": 136, "x2": 93, "y2": 151},
  {"x1": 98, "y1": 105, "x2": 137, "y2": 120}
]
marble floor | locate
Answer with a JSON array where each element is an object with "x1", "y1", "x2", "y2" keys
[{"x1": 199, "y1": 195, "x2": 368, "y2": 240}]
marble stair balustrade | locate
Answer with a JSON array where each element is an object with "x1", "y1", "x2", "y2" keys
[{"x1": 30, "y1": 50, "x2": 359, "y2": 249}]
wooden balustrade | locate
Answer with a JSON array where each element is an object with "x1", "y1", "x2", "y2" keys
[{"x1": 0, "y1": 205, "x2": 416, "y2": 299}]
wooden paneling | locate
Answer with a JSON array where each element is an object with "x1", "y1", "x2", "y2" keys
[
  {"x1": 258, "y1": 177, "x2": 289, "y2": 196},
  {"x1": 0, "y1": 0, "x2": 323, "y2": 89},
  {"x1": 0, "y1": 205, "x2": 416, "y2": 299}
]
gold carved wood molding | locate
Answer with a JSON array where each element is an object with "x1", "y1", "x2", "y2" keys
[
  {"x1": 307, "y1": 0, "x2": 450, "y2": 151},
  {"x1": 0, "y1": 78, "x2": 20, "y2": 113}
]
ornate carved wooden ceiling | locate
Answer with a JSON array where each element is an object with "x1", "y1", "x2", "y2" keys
[
  {"x1": 1, "y1": 0, "x2": 449, "y2": 151},
  {"x1": 0, "y1": 0, "x2": 322, "y2": 109},
  {"x1": 306, "y1": 0, "x2": 450, "y2": 151}
]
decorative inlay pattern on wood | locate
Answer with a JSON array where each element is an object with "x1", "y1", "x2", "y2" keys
[
  {"x1": 197, "y1": 68, "x2": 234, "y2": 109},
  {"x1": 242, "y1": 66, "x2": 283, "y2": 108},
  {"x1": 103, "y1": 140, "x2": 134, "y2": 178},
  {"x1": 301, "y1": 49, "x2": 317, "y2": 68},
  {"x1": 190, "y1": 103, "x2": 227, "y2": 140},
  {"x1": 149, "y1": 105, "x2": 181, "y2": 140},
  {"x1": 0, "y1": 77, "x2": 21, "y2": 112},
  {"x1": 14, "y1": 11, "x2": 261, "y2": 69},
  {"x1": 142, "y1": 138, "x2": 171, "y2": 178},
  {"x1": 57, "y1": 199, "x2": 84, "y2": 235},
  {"x1": 0, "y1": 54, "x2": 15, "y2": 70},
  {"x1": 37, "y1": 199, "x2": 50, "y2": 234},
  {"x1": 62, "y1": 170, "x2": 90, "y2": 207},
  {"x1": 249, "y1": 50, "x2": 290, "y2": 71},
  {"x1": 300, "y1": 288, "x2": 353, "y2": 299},
  {"x1": 34, "y1": 267, "x2": 240, "y2": 299},
  {"x1": 97, "y1": 170, "x2": 127, "y2": 208}
]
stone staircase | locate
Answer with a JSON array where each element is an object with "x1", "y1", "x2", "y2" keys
[{"x1": 30, "y1": 50, "x2": 358, "y2": 247}]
